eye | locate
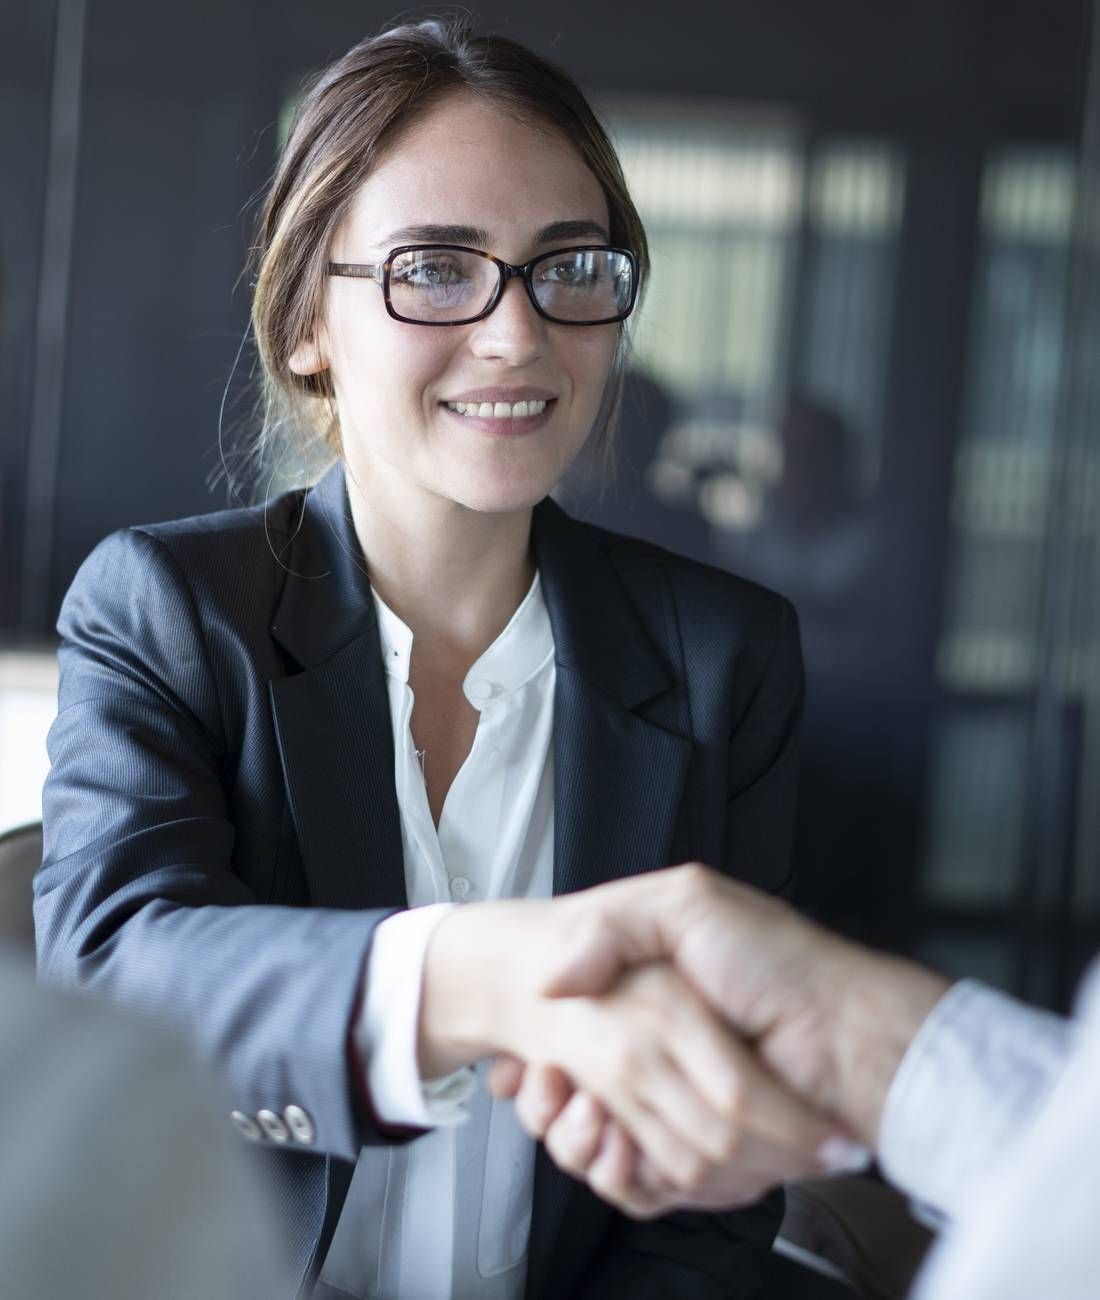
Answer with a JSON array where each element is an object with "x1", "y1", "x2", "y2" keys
[
  {"x1": 540, "y1": 254, "x2": 601, "y2": 286},
  {"x1": 393, "y1": 256, "x2": 467, "y2": 287}
]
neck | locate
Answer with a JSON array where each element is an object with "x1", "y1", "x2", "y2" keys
[{"x1": 343, "y1": 461, "x2": 536, "y2": 664}]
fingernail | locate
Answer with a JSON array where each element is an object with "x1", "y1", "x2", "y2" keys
[{"x1": 817, "y1": 1136, "x2": 872, "y2": 1173}]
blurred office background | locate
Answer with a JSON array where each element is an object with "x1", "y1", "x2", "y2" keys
[{"x1": 2, "y1": 0, "x2": 1098, "y2": 1011}]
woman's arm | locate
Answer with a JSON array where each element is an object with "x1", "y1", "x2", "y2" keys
[
  {"x1": 35, "y1": 528, "x2": 400, "y2": 1162},
  {"x1": 38, "y1": 531, "x2": 816, "y2": 1184}
]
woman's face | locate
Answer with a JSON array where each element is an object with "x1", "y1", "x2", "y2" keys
[{"x1": 297, "y1": 93, "x2": 620, "y2": 515}]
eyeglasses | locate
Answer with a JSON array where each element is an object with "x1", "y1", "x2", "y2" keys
[{"x1": 327, "y1": 244, "x2": 638, "y2": 327}]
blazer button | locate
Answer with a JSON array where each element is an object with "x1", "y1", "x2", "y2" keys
[
  {"x1": 257, "y1": 1108, "x2": 290, "y2": 1143},
  {"x1": 230, "y1": 1111, "x2": 262, "y2": 1142},
  {"x1": 284, "y1": 1105, "x2": 315, "y2": 1145}
]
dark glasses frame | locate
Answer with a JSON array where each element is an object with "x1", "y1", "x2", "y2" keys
[{"x1": 327, "y1": 243, "x2": 639, "y2": 327}]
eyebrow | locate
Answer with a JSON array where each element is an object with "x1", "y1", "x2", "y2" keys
[{"x1": 375, "y1": 219, "x2": 611, "y2": 250}]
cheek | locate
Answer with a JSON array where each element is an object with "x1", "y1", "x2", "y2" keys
[
  {"x1": 328, "y1": 312, "x2": 451, "y2": 414},
  {"x1": 567, "y1": 331, "x2": 619, "y2": 406},
  {"x1": 325, "y1": 305, "x2": 383, "y2": 398}
]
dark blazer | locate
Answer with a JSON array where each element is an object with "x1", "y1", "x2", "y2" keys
[{"x1": 35, "y1": 463, "x2": 803, "y2": 1300}]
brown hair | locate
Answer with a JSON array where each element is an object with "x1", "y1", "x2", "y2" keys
[{"x1": 246, "y1": 15, "x2": 648, "y2": 482}]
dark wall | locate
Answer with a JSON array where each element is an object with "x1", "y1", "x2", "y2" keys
[
  {"x1": 3, "y1": 0, "x2": 1091, "y2": 635},
  {"x1": 1, "y1": 2, "x2": 56, "y2": 629}
]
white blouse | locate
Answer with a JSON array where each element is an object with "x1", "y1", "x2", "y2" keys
[{"x1": 323, "y1": 570, "x2": 555, "y2": 1300}]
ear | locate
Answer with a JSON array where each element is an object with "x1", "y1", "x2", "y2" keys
[{"x1": 288, "y1": 337, "x2": 328, "y2": 377}]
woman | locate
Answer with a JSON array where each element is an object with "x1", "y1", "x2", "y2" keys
[{"x1": 34, "y1": 19, "x2": 804, "y2": 1300}]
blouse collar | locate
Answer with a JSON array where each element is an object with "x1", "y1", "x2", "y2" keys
[{"x1": 371, "y1": 570, "x2": 554, "y2": 710}]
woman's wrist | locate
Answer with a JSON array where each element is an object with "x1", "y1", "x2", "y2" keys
[
  {"x1": 418, "y1": 901, "x2": 544, "y2": 1077},
  {"x1": 419, "y1": 905, "x2": 498, "y2": 1076}
]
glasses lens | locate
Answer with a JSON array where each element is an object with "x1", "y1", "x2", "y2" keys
[
  {"x1": 532, "y1": 249, "x2": 634, "y2": 323},
  {"x1": 387, "y1": 247, "x2": 497, "y2": 323}
]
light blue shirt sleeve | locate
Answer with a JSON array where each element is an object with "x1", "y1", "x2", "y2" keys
[
  {"x1": 878, "y1": 977, "x2": 1074, "y2": 1221},
  {"x1": 906, "y1": 962, "x2": 1100, "y2": 1300}
]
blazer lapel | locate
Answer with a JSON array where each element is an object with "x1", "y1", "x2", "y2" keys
[
  {"x1": 268, "y1": 465, "x2": 407, "y2": 913},
  {"x1": 525, "y1": 499, "x2": 693, "y2": 1300}
]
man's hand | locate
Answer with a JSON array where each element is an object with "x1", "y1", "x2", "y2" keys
[
  {"x1": 524, "y1": 865, "x2": 951, "y2": 1144},
  {"x1": 486, "y1": 865, "x2": 950, "y2": 1215}
]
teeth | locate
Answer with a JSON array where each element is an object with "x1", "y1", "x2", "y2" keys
[{"x1": 445, "y1": 399, "x2": 548, "y2": 418}]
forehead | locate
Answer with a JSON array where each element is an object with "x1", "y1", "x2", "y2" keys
[{"x1": 339, "y1": 93, "x2": 610, "y2": 256}]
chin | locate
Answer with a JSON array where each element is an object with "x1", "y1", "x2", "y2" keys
[{"x1": 443, "y1": 465, "x2": 561, "y2": 515}]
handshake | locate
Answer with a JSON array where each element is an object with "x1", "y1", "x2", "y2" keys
[{"x1": 418, "y1": 865, "x2": 950, "y2": 1218}]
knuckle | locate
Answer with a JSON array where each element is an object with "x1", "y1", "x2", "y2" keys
[
  {"x1": 675, "y1": 862, "x2": 712, "y2": 897},
  {"x1": 546, "y1": 1129, "x2": 584, "y2": 1175},
  {"x1": 516, "y1": 1084, "x2": 556, "y2": 1136},
  {"x1": 574, "y1": 909, "x2": 612, "y2": 956},
  {"x1": 514, "y1": 1099, "x2": 542, "y2": 1138},
  {"x1": 589, "y1": 1162, "x2": 630, "y2": 1206}
]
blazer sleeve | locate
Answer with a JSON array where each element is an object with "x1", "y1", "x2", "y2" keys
[{"x1": 34, "y1": 528, "x2": 402, "y2": 1161}]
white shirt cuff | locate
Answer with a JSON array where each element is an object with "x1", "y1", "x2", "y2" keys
[
  {"x1": 355, "y1": 904, "x2": 476, "y2": 1128},
  {"x1": 878, "y1": 978, "x2": 1073, "y2": 1220}
]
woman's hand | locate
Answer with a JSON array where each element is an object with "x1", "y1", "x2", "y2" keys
[
  {"x1": 490, "y1": 1038, "x2": 863, "y2": 1219},
  {"x1": 520, "y1": 1077, "x2": 798, "y2": 1219}
]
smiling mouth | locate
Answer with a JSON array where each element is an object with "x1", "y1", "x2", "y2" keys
[{"x1": 443, "y1": 398, "x2": 551, "y2": 419}]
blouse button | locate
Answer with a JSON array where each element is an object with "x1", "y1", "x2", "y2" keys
[
  {"x1": 468, "y1": 680, "x2": 494, "y2": 701},
  {"x1": 449, "y1": 876, "x2": 472, "y2": 900}
]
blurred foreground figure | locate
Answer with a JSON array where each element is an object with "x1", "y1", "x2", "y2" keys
[{"x1": 0, "y1": 954, "x2": 286, "y2": 1300}]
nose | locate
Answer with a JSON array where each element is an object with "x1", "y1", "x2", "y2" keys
[{"x1": 466, "y1": 275, "x2": 546, "y2": 365}]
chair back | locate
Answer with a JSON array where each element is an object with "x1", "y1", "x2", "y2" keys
[
  {"x1": 775, "y1": 1173, "x2": 934, "y2": 1299},
  {"x1": 0, "y1": 823, "x2": 43, "y2": 953}
]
